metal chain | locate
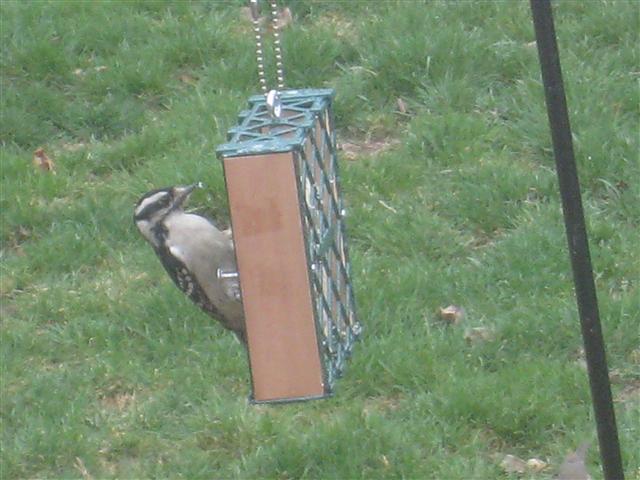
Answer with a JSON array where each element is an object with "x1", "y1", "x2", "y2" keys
[
  {"x1": 270, "y1": 1, "x2": 285, "y2": 90},
  {"x1": 250, "y1": 0, "x2": 285, "y2": 94}
]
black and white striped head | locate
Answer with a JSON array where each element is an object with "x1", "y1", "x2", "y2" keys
[{"x1": 134, "y1": 184, "x2": 200, "y2": 246}]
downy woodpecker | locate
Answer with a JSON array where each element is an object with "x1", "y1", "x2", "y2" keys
[{"x1": 134, "y1": 184, "x2": 246, "y2": 344}]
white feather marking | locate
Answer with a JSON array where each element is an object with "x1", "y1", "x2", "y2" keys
[
  {"x1": 134, "y1": 191, "x2": 168, "y2": 217},
  {"x1": 169, "y1": 245, "x2": 184, "y2": 260}
]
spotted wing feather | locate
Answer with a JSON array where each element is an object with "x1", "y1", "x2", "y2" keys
[{"x1": 157, "y1": 245, "x2": 225, "y2": 321}]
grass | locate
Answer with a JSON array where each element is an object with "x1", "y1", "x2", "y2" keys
[{"x1": 1, "y1": 1, "x2": 638, "y2": 478}]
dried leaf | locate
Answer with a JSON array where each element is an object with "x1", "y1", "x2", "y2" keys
[
  {"x1": 396, "y1": 97, "x2": 408, "y2": 114},
  {"x1": 381, "y1": 455, "x2": 390, "y2": 468},
  {"x1": 378, "y1": 200, "x2": 397, "y2": 214},
  {"x1": 557, "y1": 443, "x2": 591, "y2": 480},
  {"x1": 500, "y1": 454, "x2": 527, "y2": 474},
  {"x1": 74, "y1": 457, "x2": 93, "y2": 480},
  {"x1": 438, "y1": 305, "x2": 465, "y2": 325},
  {"x1": 94, "y1": 65, "x2": 108, "y2": 72},
  {"x1": 17, "y1": 226, "x2": 31, "y2": 241},
  {"x1": 33, "y1": 147, "x2": 55, "y2": 173},
  {"x1": 276, "y1": 7, "x2": 293, "y2": 30},
  {"x1": 573, "y1": 347, "x2": 588, "y2": 370},
  {"x1": 615, "y1": 179, "x2": 628, "y2": 191},
  {"x1": 526, "y1": 458, "x2": 548, "y2": 472},
  {"x1": 73, "y1": 68, "x2": 85, "y2": 76}
]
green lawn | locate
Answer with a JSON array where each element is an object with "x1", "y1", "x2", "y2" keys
[{"x1": 1, "y1": 1, "x2": 638, "y2": 478}]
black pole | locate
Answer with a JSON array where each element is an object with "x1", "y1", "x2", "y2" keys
[{"x1": 529, "y1": 1, "x2": 624, "y2": 479}]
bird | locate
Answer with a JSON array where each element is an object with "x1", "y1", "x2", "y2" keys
[
  {"x1": 133, "y1": 183, "x2": 246, "y2": 344},
  {"x1": 556, "y1": 442, "x2": 592, "y2": 480}
]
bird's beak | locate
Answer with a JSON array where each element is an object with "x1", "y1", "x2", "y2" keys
[{"x1": 173, "y1": 182, "x2": 203, "y2": 207}]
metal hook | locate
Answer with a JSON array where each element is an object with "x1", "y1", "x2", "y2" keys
[
  {"x1": 266, "y1": 89, "x2": 282, "y2": 118},
  {"x1": 249, "y1": 0, "x2": 260, "y2": 21}
]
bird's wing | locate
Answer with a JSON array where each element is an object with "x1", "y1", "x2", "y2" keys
[
  {"x1": 156, "y1": 246, "x2": 246, "y2": 345},
  {"x1": 159, "y1": 215, "x2": 246, "y2": 342},
  {"x1": 159, "y1": 245, "x2": 226, "y2": 320}
]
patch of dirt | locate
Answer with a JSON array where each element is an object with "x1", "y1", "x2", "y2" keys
[
  {"x1": 0, "y1": 276, "x2": 19, "y2": 299},
  {"x1": 61, "y1": 141, "x2": 88, "y2": 152},
  {"x1": 100, "y1": 390, "x2": 137, "y2": 411},
  {"x1": 362, "y1": 394, "x2": 402, "y2": 417},
  {"x1": 4, "y1": 225, "x2": 32, "y2": 251},
  {"x1": 315, "y1": 13, "x2": 358, "y2": 42},
  {"x1": 615, "y1": 379, "x2": 640, "y2": 405},
  {"x1": 338, "y1": 137, "x2": 400, "y2": 161},
  {"x1": 0, "y1": 302, "x2": 18, "y2": 319}
]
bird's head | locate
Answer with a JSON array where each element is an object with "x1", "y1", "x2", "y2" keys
[{"x1": 134, "y1": 183, "x2": 202, "y2": 245}]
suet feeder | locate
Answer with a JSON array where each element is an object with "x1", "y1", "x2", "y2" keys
[{"x1": 217, "y1": 89, "x2": 361, "y2": 403}]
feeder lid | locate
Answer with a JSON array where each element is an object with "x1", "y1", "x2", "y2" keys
[{"x1": 216, "y1": 88, "x2": 335, "y2": 158}]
